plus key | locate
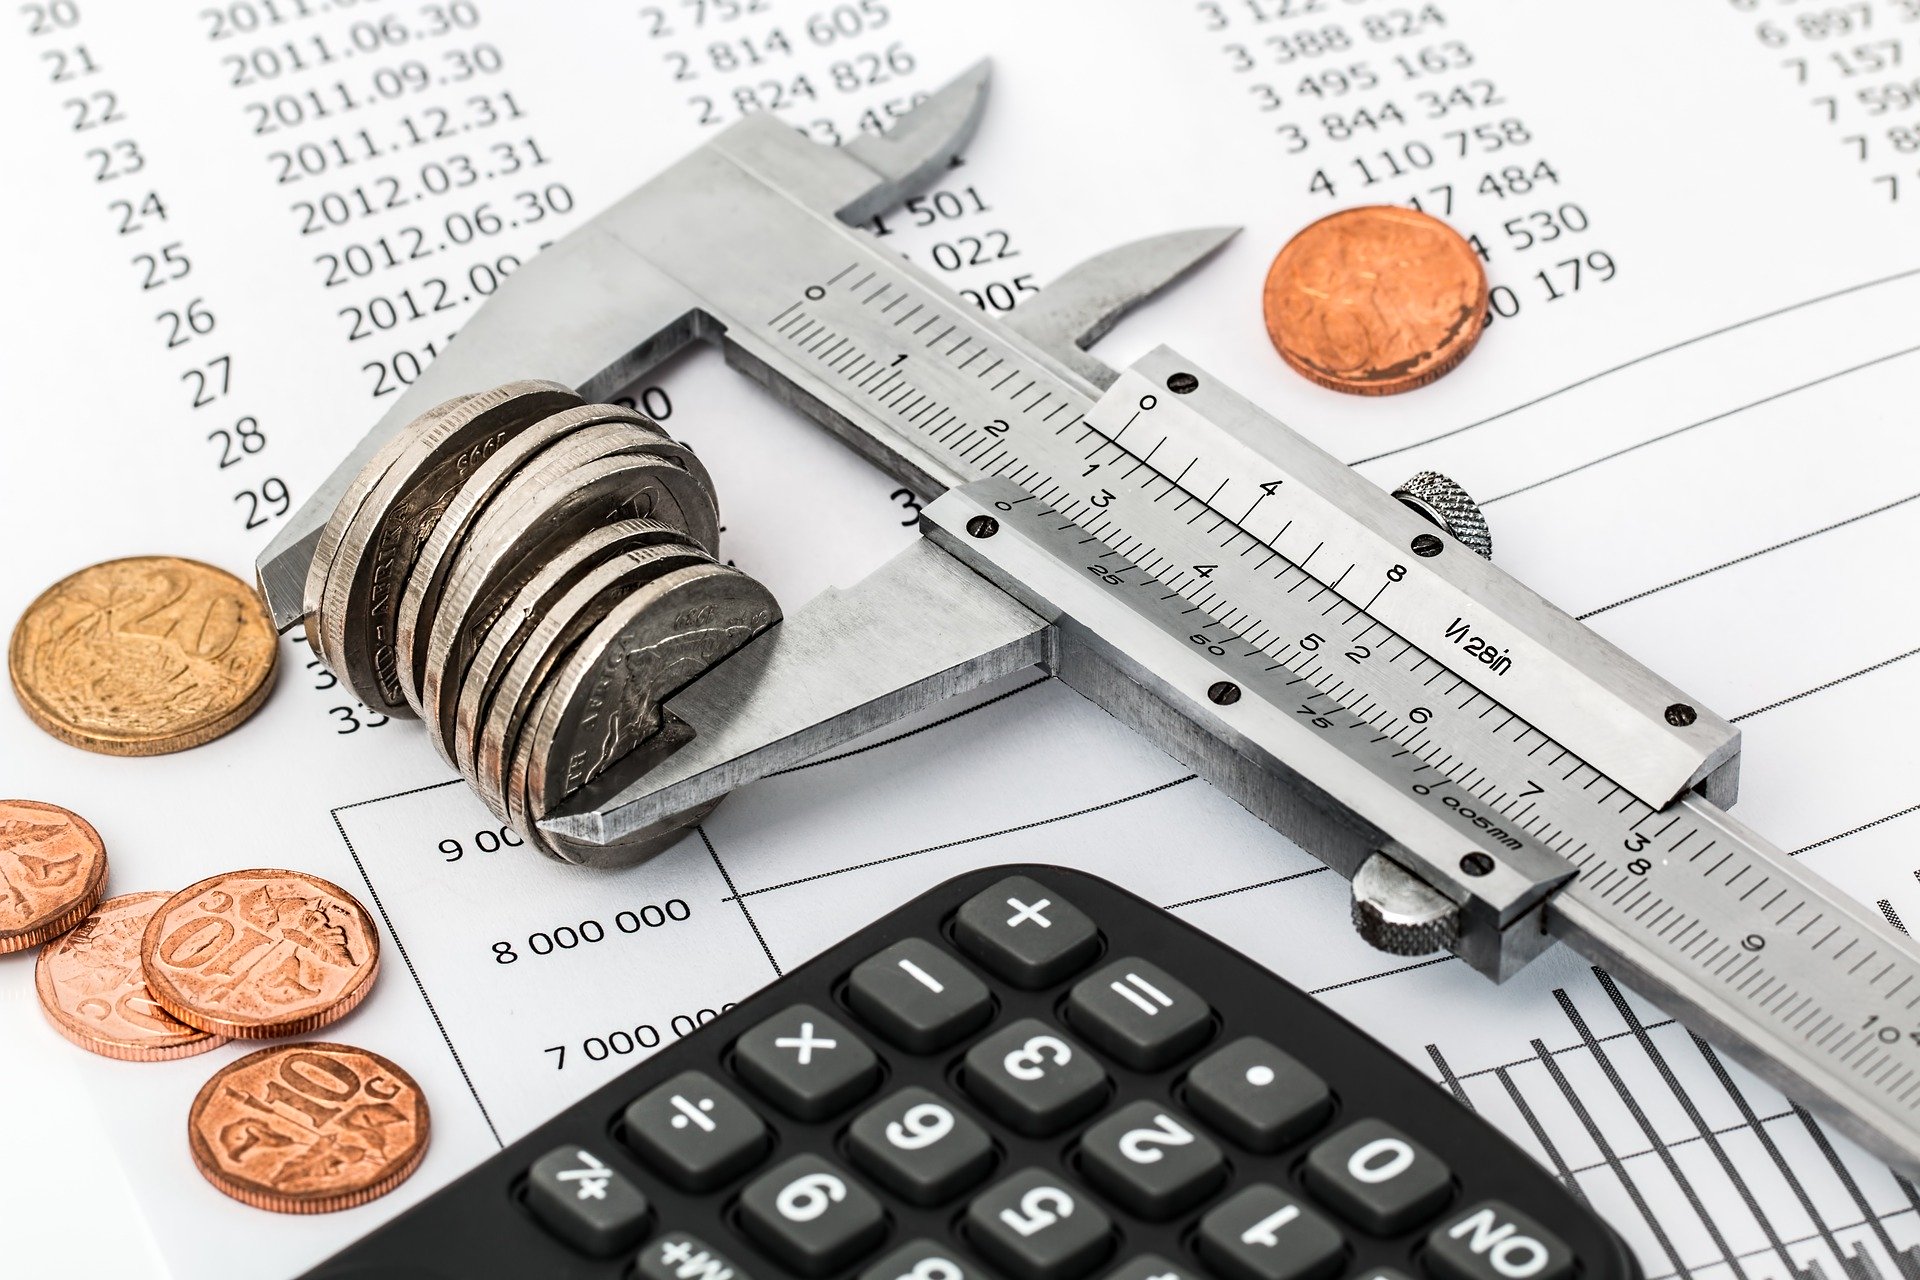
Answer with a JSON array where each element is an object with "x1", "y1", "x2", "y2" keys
[{"x1": 954, "y1": 874, "x2": 1100, "y2": 989}]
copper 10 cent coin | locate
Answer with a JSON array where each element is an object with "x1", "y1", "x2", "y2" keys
[
  {"x1": 1262, "y1": 205, "x2": 1489, "y2": 396},
  {"x1": 142, "y1": 870, "x2": 380, "y2": 1039},
  {"x1": 36, "y1": 891, "x2": 225, "y2": 1061},
  {"x1": 0, "y1": 799, "x2": 108, "y2": 955},
  {"x1": 9, "y1": 556, "x2": 278, "y2": 756},
  {"x1": 188, "y1": 1041, "x2": 430, "y2": 1213}
]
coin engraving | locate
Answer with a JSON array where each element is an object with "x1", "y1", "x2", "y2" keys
[
  {"x1": 1262, "y1": 205, "x2": 1488, "y2": 396},
  {"x1": 9, "y1": 557, "x2": 277, "y2": 755},
  {"x1": 35, "y1": 891, "x2": 224, "y2": 1060},
  {"x1": 0, "y1": 800, "x2": 109, "y2": 954},
  {"x1": 187, "y1": 1041, "x2": 429, "y2": 1213},
  {"x1": 142, "y1": 870, "x2": 379, "y2": 1039}
]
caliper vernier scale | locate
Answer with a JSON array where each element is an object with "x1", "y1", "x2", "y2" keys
[{"x1": 259, "y1": 64, "x2": 1920, "y2": 1176}]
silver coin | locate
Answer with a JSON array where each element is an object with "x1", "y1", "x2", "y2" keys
[
  {"x1": 318, "y1": 379, "x2": 581, "y2": 712},
  {"x1": 301, "y1": 392, "x2": 476, "y2": 659},
  {"x1": 509, "y1": 562, "x2": 778, "y2": 860},
  {"x1": 428, "y1": 517, "x2": 697, "y2": 768},
  {"x1": 393, "y1": 403, "x2": 669, "y2": 715},
  {"x1": 422, "y1": 436, "x2": 718, "y2": 757},
  {"x1": 509, "y1": 684, "x2": 722, "y2": 867},
  {"x1": 466, "y1": 542, "x2": 718, "y2": 819}
]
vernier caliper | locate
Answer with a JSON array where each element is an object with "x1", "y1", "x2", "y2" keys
[{"x1": 259, "y1": 64, "x2": 1920, "y2": 1176}]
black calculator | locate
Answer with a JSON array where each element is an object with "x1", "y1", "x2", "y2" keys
[{"x1": 304, "y1": 864, "x2": 1639, "y2": 1280}]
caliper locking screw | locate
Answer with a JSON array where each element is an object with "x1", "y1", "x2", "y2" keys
[
  {"x1": 1351, "y1": 852, "x2": 1461, "y2": 957},
  {"x1": 1392, "y1": 471, "x2": 1493, "y2": 561}
]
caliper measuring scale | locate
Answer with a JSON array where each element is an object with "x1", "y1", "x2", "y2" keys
[{"x1": 260, "y1": 62, "x2": 1920, "y2": 1178}]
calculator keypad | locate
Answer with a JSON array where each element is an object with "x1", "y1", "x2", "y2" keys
[
  {"x1": 622, "y1": 1069, "x2": 769, "y2": 1191},
  {"x1": 1077, "y1": 1100, "x2": 1226, "y2": 1219},
  {"x1": 967, "y1": 1167, "x2": 1115, "y2": 1280},
  {"x1": 964, "y1": 1017, "x2": 1109, "y2": 1135},
  {"x1": 738, "y1": 1153, "x2": 887, "y2": 1276},
  {"x1": 1183, "y1": 1036, "x2": 1330, "y2": 1153},
  {"x1": 522, "y1": 1144, "x2": 651, "y2": 1258},
  {"x1": 846, "y1": 1086, "x2": 996, "y2": 1205},
  {"x1": 1196, "y1": 1184, "x2": 1345, "y2": 1280},
  {"x1": 311, "y1": 866, "x2": 1631, "y2": 1280},
  {"x1": 635, "y1": 1233, "x2": 751, "y2": 1280},
  {"x1": 1102, "y1": 1255, "x2": 1204, "y2": 1280},
  {"x1": 847, "y1": 937, "x2": 994, "y2": 1052},
  {"x1": 1424, "y1": 1201, "x2": 1574, "y2": 1280},
  {"x1": 954, "y1": 874, "x2": 1101, "y2": 988},
  {"x1": 1302, "y1": 1119, "x2": 1452, "y2": 1234},
  {"x1": 734, "y1": 1003, "x2": 879, "y2": 1121},
  {"x1": 1066, "y1": 957, "x2": 1211, "y2": 1070}
]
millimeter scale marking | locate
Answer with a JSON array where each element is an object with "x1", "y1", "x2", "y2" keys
[{"x1": 746, "y1": 248, "x2": 1920, "y2": 1140}]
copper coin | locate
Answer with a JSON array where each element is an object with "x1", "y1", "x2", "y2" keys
[
  {"x1": 187, "y1": 1041, "x2": 430, "y2": 1213},
  {"x1": 35, "y1": 891, "x2": 224, "y2": 1061},
  {"x1": 1262, "y1": 205, "x2": 1488, "y2": 396},
  {"x1": 9, "y1": 556, "x2": 278, "y2": 755},
  {"x1": 142, "y1": 870, "x2": 380, "y2": 1039},
  {"x1": 0, "y1": 800, "x2": 108, "y2": 954}
]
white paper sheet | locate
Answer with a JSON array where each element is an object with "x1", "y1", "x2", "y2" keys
[{"x1": 3, "y1": 2, "x2": 1919, "y2": 1276}]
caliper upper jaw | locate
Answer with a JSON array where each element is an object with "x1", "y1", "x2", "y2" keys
[{"x1": 254, "y1": 61, "x2": 997, "y2": 631}]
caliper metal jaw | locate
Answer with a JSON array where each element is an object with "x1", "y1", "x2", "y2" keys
[
  {"x1": 255, "y1": 60, "x2": 1233, "y2": 630},
  {"x1": 545, "y1": 477, "x2": 1573, "y2": 984}
]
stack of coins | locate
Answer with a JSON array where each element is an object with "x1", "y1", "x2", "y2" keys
[{"x1": 303, "y1": 380, "x2": 781, "y2": 868}]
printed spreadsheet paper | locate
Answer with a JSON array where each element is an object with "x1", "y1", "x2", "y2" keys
[{"x1": 3, "y1": 1, "x2": 1919, "y2": 1277}]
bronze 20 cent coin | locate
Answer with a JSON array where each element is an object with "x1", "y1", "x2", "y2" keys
[
  {"x1": 142, "y1": 869, "x2": 380, "y2": 1039},
  {"x1": 36, "y1": 891, "x2": 225, "y2": 1061},
  {"x1": 0, "y1": 799, "x2": 108, "y2": 955},
  {"x1": 1262, "y1": 205, "x2": 1488, "y2": 396},
  {"x1": 9, "y1": 556, "x2": 278, "y2": 756},
  {"x1": 188, "y1": 1041, "x2": 430, "y2": 1213}
]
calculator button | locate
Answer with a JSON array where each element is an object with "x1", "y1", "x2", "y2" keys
[
  {"x1": 1076, "y1": 1099, "x2": 1225, "y2": 1219},
  {"x1": 734, "y1": 1003, "x2": 879, "y2": 1121},
  {"x1": 963, "y1": 1017, "x2": 1108, "y2": 1136},
  {"x1": 523, "y1": 1144, "x2": 651, "y2": 1257},
  {"x1": 954, "y1": 875, "x2": 1101, "y2": 989},
  {"x1": 737, "y1": 1154, "x2": 887, "y2": 1277},
  {"x1": 622, "y1": 1069, "x2": 770, "y2": 1191},
  {"x1": 637, "y1": 1232, "x2": 753, "y2": 1280},
  {"x1": 1065, "y1": 958, "x2": 1211, "y2": 1070},
  {"x1": 847, "y1": 937, "x2": 993, "y2": 1052},
  {"x1": 1184, "y1": 1036, "x2": 1331, "y2": 1152},
  {"x1": 1303, "y1": 1119, "x2": 1451, "y2": 1234},
  {"x1": 1100, "y1": 1254, "x2": 1204, "y2": 1280},
  {"x1": 861, "y1": 1238, "x2": 994, "y2": 1280},
  {"x1": 847, "y1": 1086, "x2": 996, "y2": 1205},
  {"x1": 1354, "y1": 1271, "x2": 1414, "y2": 1280},
  {"x1": 1424, "y1": 1202, "x2": 1573, "y2": 1280},
  {"x1": 966, "y1": 1166, "x2": 1114, "y2": 1280},
  {"x1": 1197, "y1": 1184, "x2": 1345, "y2": 1280}
]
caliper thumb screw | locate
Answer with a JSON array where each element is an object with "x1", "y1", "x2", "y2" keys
[{"x1": 1392, "y1": 471, "x2": 1493, "y2": 560}]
